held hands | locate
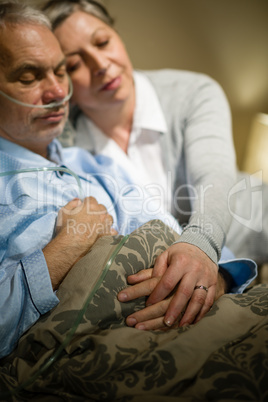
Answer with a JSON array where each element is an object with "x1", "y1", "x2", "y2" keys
[{"x1": 118, "y1": 243, "x2": 220, "y2": 330}]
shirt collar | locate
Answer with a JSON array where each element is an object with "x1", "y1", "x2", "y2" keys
[
  {"x1": 132, "y1": 70, "x2": 167, "y2": 133},
  {"x1": 0, "y1": 137, "x2": 63, "y2": 165},
  {"x1": 47, "y1": 140, "x2": 64, "y2": 164},
  {"x1": 77, "y1": 70, "x2": 168, "y2": 154}
]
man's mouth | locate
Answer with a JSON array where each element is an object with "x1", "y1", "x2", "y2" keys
[{"x1": 36, "y1": 110, "x2": 66, "y2": 123}]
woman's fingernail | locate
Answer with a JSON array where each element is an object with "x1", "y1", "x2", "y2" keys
[
  {"x1": 136, "y1": 324, "x2": 145, "y2": 330},
  {"x1": 164, "y1": 316, "x2": 175, "y2": 327},
  {"x1": 118, "y1": 292, "x2": 127, "y2": 301},
  {"x1": 127, "y1": 317, "x2": 137, "y2": 326}
]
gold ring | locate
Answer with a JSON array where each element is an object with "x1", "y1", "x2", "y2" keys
[{"x1": 194, "y1": 285, "x2": 208, "y2": 292}]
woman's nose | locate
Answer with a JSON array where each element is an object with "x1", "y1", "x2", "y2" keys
[
  {"x1": 86, "y1": 51, "x2": 110, "y2": 76},
  {"x1": 94, "y1": 65, "x2": 109, "y2": 76}
]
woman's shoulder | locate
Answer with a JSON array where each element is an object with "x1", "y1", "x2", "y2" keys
[
  {"x1": 138, "y1": 68, "x2": 219, "y2": 93},
  {"x1": 137, "y1": 69, "x2": 225, "y2": 106},
  {"x1": 139, "y1": 68, "x2": 209, "y2": 83}
]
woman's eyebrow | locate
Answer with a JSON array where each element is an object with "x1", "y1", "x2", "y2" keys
[
  {"x1": 65, "y1": 50, "x2": 80, "y2": 58},
  {"x1": 56, "y1": 58, "x2": 67, "y2": 70},
  {"x1": 64, "y1": 28, "x2": 109, "y2": 57},
  {"x1": 91, "y1": 27, "x2": 108, "y2": 40}
]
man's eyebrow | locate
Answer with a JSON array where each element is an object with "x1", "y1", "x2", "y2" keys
[
  {"x1": 7, "y1": 63, "x2": 40, "y2": 81},
  {"x1": 7, "y1": 58, "x2": 67, "y2": 81}
]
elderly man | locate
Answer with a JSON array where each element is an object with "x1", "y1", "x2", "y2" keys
[{"x1": 0, "y1": 2, "x2": 256, "y2": 359}]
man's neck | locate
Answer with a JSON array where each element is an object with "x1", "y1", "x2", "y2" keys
[{"x1": 0, "y1": 134, "x2": 49, "y2": 159}]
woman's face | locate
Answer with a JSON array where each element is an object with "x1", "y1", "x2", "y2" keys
[{"x1": 54, "y1": 11, "x2": 134, "y2": 114}]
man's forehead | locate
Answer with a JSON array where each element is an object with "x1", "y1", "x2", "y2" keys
[{"x1": 0, "y1": 23, "x2": 64, "y2": 73}]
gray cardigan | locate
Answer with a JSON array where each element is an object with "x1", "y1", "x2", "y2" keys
[
  {"x1": 64, "y1": 69, "x2": 237, "y2": 264},
  {"x1": 142, "y1": 69, "x2": 236, "y2": 263}
]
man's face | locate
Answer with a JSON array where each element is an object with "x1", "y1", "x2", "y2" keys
[{"x1": 0, "y1": 23, "x2": 69, "y2": 155}]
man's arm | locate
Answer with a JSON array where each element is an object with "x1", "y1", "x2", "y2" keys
[
  {"x1": 0, "y1": 197, "x2": 114, "y2": 359},
  {"x1": 0, "y1": 251, "x2": 58, "y2": 359}
]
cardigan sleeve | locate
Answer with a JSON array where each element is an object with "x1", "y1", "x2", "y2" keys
[
  {"x1": 146, "y1": 69, "x2": 237, "y2": 263},
  {"x1": 175, "y1": 73, "x2": 236, "y2": 263}
]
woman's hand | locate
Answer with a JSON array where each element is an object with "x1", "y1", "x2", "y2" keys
[{"x1": 118, "y1": 243, "x2": 222, "y2": 330}]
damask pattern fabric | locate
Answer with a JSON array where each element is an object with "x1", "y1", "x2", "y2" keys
[{"x1": 0, "y1": 221, "x2": 267, "y2": 401}]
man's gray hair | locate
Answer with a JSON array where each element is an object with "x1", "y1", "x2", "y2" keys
[
  {"x1": 0, "y1": 1, "x2": 51, "y2": 30},
  {"x1": 41, "y1": 0, "x2": 114, "y2": 31}
]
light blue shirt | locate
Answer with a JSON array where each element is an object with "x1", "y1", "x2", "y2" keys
[{"x1": 0, "y1": 138, "x2": 257, "y2": 359}]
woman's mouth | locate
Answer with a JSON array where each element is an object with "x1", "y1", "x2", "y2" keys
[{"x1": 100, "y1": 76, "x2": 122, "y2": 91}]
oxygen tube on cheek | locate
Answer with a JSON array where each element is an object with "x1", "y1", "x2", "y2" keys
[{"x1": 0, "y1": 75, "x2": 73, "y2": 109}]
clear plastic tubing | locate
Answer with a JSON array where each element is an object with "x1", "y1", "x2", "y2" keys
[{"x1": 0, "y1": 166, "x2": 84, "y2": 200}]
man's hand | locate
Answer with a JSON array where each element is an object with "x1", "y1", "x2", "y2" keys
[
  {"x1": 56, "y1": 197, "x2": 115, "y2": 253},
  {"x1": 118, "y1": 243, "x2": 219, "y2": 329},
  {"x1": 44, "y1": 197, "x2": 116, "y2": 290}
]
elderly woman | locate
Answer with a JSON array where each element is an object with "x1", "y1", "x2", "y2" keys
[{"x1": 41, "y1": 0, "x2": 267, "y2": 329}]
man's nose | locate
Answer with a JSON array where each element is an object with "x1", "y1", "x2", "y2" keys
[{"x1": 42, "y1": 76, "x2": 68, "y2": 105}]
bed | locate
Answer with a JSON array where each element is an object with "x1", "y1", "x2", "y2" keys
[{"x1": 0, "y1": 220, "x2": 267, "y2": 401}]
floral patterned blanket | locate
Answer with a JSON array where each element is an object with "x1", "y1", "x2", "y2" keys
[{"x1": 0, "y1": 221, "x2": 267, "y2": 402}]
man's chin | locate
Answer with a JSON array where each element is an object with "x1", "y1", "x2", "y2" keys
[{"x1": 38, "y1": 121, "x2": 66, "y2": 141}]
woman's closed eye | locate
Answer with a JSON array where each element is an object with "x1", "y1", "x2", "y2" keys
[
  {"x1": 55, "y1": 66, "x2": 68, "y2": 80},
  {"x1": 67, "y1": 61, "x2": 81, "y2": 73},
  {"x1": 96, "y1": 39, "x2": 109, "y2": 48}
]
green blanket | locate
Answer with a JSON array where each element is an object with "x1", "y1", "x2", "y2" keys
[{"x1": 0, "y1": 220, "x2": 267, "y2": 401}]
